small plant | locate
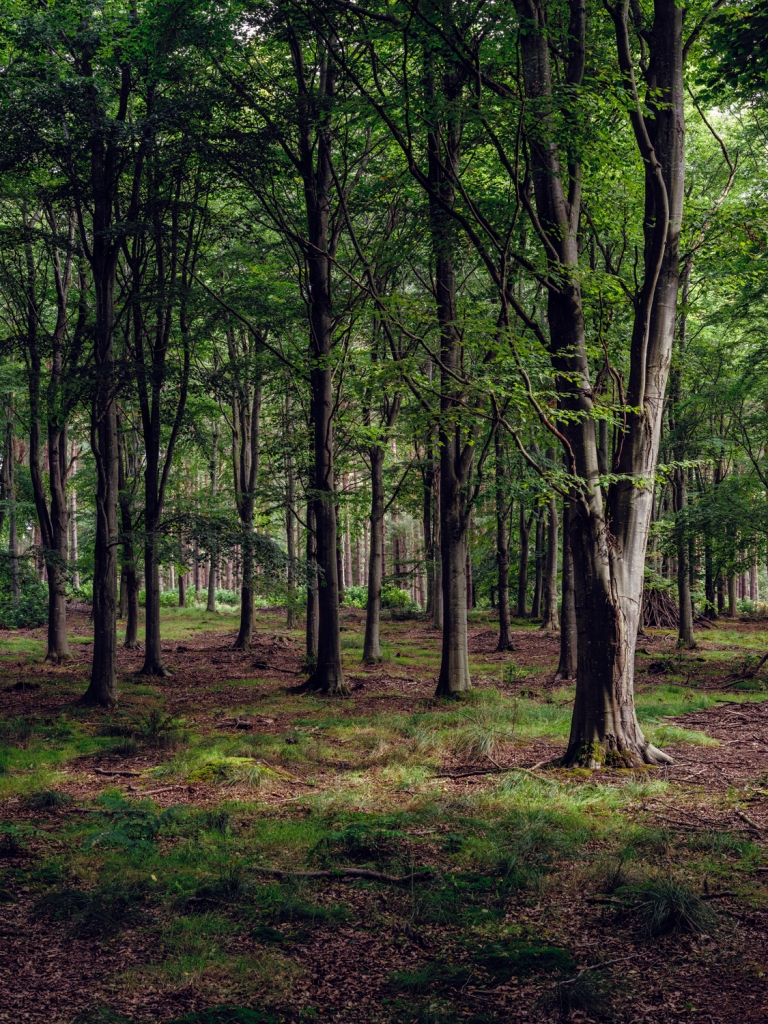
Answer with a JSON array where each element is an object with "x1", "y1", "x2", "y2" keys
[
  {"x1": 540, "y1": 970, "x2": 614, "y2": 1019},
  {"x1": 34, "y1": 881, "x2": 144, "y2": 938},
  {"x1": 0, "y1": 824, "x2": 30, "y2": 857},
  {"x1": 191, "y1": 863, "x2": 251, "y2": 906},
  {"x1": 22, "y1": 789, "x2": 73, "y2": 811},
  {"x1": 502, "y1": 661, "x2": 528, "y2": 685},
  {"x1": 110, "y1": 736, "x2": 141, "y2": 757},
  {"x1": 129, "y1": 709, "x2": 185, "y2": 749},
  {"x1": 453, "y1": 710, "x2": 514, "y2": 761},
  {"x1": 312, "y1": 820, "x2": 406, "y2": 865},
  {"x1": 627, "y1": 879, "x2": 718, "y2": 937},
  {"x1": 389, "y1": 959, "x2": 471, "y2": 994},
  {"x1": 0, "y1": 716, "x2": 35, "y2": 748}
]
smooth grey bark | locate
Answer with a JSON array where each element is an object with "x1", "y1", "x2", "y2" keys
[
  {"x1": 285, "y1": 392, "x2": 297, "y2": 629},
  {"x1": 541, "y1": 486, "x2": 560, "y2": 631},
  {"x1": 531, "y1": 512, "x2": 544, "y2": 619},
  {"x1": 517, "y1": 504, "x2": 531, "y2": 618},
  {"x1": 556, "y1": 499, "x2": 578, "y2": 680},
  {"x1": 514, "y1": 0, "x2": 684, "y2": 765}
]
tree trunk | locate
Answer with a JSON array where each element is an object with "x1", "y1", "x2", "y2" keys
[
  {"x1": 515, "y1": 0, "x2": 683, "y2": 765},
  {"x1": 704, "y1": 539, "x2": 716, "y2": 618},
  {"x1": 728, "y1": 575, "x2": 738, "y2": 617},
  {"x1": 675, "y1": 467, "x2": 695, "y2": 647},
  {"x1": 117, "y1": 429, "x2": 140, "y2": 649},
  {"x1": 556, "y1": 498, "x2": 578, "y2": 680},
  {"x1": 541, "y1": 485, "x2": 560, "y2": 631},
  {"x1": 363, "y1": 446, "x2": 385, "y2": 663},
  {"x1": 517, "y1": 504, "x2": 531, "y2": 618},
  {"x1": 207, "y1": 556, "x2": 217, "y2": 613},
  {"x1": 495, "y1": 431, "x2": 513, "y2": 651},
  {"x1": 305, "y1": 502, "x2": 319, "y2": 663},
  {"x1": 81, "y1": 270, "x2": 119, "y2": 706},
  {"x1": 532, "y1": 512, "x2": 544, "y2": 619},
  {"x1": 336, "y1": 505, "x2": 345, "y2": 606},
  {"x1": 8, "y1": 430, "x2": 19, "y2": 603},
  {"x1": 286, "y1": 393, "x2": 297, "y2": 628},
  {"x1": 178, "y1": 564, "x2": 186, "y2": 608},
  {"x1": 301, "y1": 85, "x2": 346, "y2": 695},
  {"x1": 236, "y1": 526, "x2": 255, "y2": 649}
]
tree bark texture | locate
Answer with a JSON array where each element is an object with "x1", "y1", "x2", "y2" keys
[
  {"x1": 495, "y1": 430, "x2": 513, "y2": 651},
  {"x1": 556, "y1": 499, "x2": 578, "y2": 680},
  {"x1": 516, "y1": 0, "x2": 684, "y2": 764}
]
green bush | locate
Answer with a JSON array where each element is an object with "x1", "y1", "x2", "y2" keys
[
  {"x1": 138, "y1": 589, "x2": 182, "y2": 608},
  {"x1": 0, "y1": 580, "x2": 48, "y2": 628},
  {"x1": 344, "y1": 585, "x2": 368, "y2": 608}
]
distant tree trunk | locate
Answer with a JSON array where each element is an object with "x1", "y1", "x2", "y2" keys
[
  {"x1": 5, "y1": 415, "x2": 19, "y2": 604},
  {"x1": 285, "y1": 399, "x2": 297, "y2": 629},
  {"x1": 675, "y1": 467, "x2": 695, "y2": 646},
  {"x1": 531, "y1": 512, "x2": 544, "y2": 619},
  {"x1": 230, "y1": 333, "x2": 263, "y2": 652},
  {"x1": 541, "y1": 482, "x2": 559, "y2": 631},
  {"x1": 117, "y1": 428, "x2": 140, "y2": 649},
  {"x1": 495, "y1": 430, "x2": 513, "y2": 651},
  {"x1": 363, "y1": 445, "x2": 385, "y2": 663},
  {"x1": 517, "y1": 504, "x2": 531, "y2": 618},
  {"x1": 704, "y1": 540, "x2": 716, "y2": 618},
  {"x1": 556, "y1": 499, "x2": 578, "y2": 680},
  {"x1": 178, "y1": 556, "x2": 186, "y2": 608},
  {"x1": 26, "y1": 216, "x2": 72, "y2": 664},
  {"x1": 423, "y1": 445, "x2": 435, "y2": 617},
  {"x1": 728, "y1": 575, "x2": 738, "y2": 617},
  {"x1": 207, "y1": 424, "x2": 219, "y2": 615},
  {"x1": 336, "y1": 505, "x2": 345, "y2": 606}
]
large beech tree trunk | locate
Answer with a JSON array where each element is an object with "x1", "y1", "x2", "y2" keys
[{"x1": 515, "y1": 0, "x2": 684, "y2": 765}]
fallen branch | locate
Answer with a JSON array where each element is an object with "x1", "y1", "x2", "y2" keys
[
  {"x1": 91, "y1": 767, "x2": 142, "y2": 778},
  {"x1": 254, "y1": 866, "x2": 438, "y2": 886},
  {"x1": 734, "y1": 807, "x2": 765, "y2": 838}
]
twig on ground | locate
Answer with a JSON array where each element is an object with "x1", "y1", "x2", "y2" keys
[
  {"x1": 734, "y1": 807, "x2": 765, "y2": 837},
  {"x1": 91, "y1": 768, "x2": 142, "y2": 777}
]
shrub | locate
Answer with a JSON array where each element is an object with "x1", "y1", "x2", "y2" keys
[
  {"x1": 0, "y1": 716, "x2": 35, "y2": 748},
  {"x1": 627, "y1": 879, "x2": 718, "y2": 937},
  {"x1": 22, "y1": 789, "x2": 73, "y2": 811},
  {"x1": 34, "y1": 881, "x2": 144, "y2": 938},
  {"x1": 0, "y1": 580, "x2": 48, "y2": 628}
]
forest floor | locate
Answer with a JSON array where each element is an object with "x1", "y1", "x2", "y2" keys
[{"x1": 2, "y1": 605, "x2": 768, "y2": 1024}]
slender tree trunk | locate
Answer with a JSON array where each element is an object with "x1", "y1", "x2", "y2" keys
[
  {"x1": 286, "y1": 392, "x2": 297, "y2": 628},
  {"x1": 495, "y1": 431, "x2": 513, "y2": 652},
  {"x1": 81, "y1": 255, "x2": 120, "y2": 705},
  {"x1": 117, "y1": 429, "x2": 140, "y2": 649},
  {"x1": 675, "y1": 467, "x2": 695, "y2": 646},
  {"x1": 336, "y1": 505, "x2": 345, "y2": 606},
  {"x1": 517, "y1": 504, "x2": 531, "y2": 618},
  {"x1": 556, "y1": 498, "x2": 578, "y2": 680},
  {"x1": 728, "y1": 575, "x2": 738, "y2": 617},
  {"x1": 363, "y1": 446, "x2": 385, "y2": 662},
  {"x1": 541, "y1": 484, "x2": 560, "y2": 631},
  {"x1": 178, "y1": 559, "x2": 186, "y2": 608},
  {"x1": 532, "y1": 512, "x2": 544, "y2": 619},
  {"x1": 305, "y1": 502, "x2": 319, "y2": 663},
  {"x1": 6, "y1": 417, "x2": 19, "y2": 605}
]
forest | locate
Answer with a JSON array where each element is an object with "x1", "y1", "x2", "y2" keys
[{"x1": 1, "y1": 1, "x2": 768, "y2": 1021}]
